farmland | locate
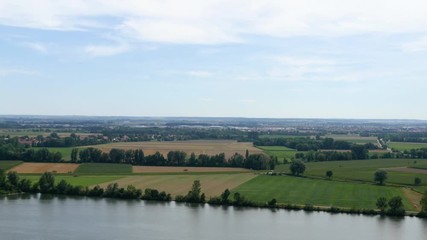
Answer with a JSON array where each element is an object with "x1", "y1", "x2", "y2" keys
[
  {"x1": 256, "y1": 146, "x2": 300, "y2": 161},
  {"x1": 388, "y1": 142, "x2": 427, "y2": 151},
  {"x1": 275, "y1": 159, "x2": 427, "y2": 188},
  {"x1": 232, "y1": 175, "x2": 414, "y2": 210},
  {"x1": 22, "y1": 175, "x2": 124, "y2": 187},
  {"x1": 132, "y1": 166, "x2": 249, "y2": 173},
  {"x1": 98, "y1": 173, "x2": 256, "y2": 197},
  {"x1": 75, "y1": 163, "x2": 133, "y2": 175},
  {"x1": 10, "y1": 162, "x2": 79, "y2": 174},
  {"x1": 86, "y1": 140, "x2": 263, "y2": 158},
  {"x1": 0, "y1": 161, "x2": 23, "y2": 171}
]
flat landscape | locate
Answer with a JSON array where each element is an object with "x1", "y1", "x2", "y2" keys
[
  {"x1": 10, "y1": 162, "x2": 79, "y2": 174},
  {"x1": 98, "y1": 173, "x2": 257, "y2": 197},
  {"x1": 75, "y1": 163, "x2": 133, "y2": 174},
  {"x1": 0, "y1": 161, "x2": 23, "y2": 171},
  {"x1": 132, "y1": 166, "x2": 249, "y2": 173},
  {"x1": 388, "y1": 142, "x2": 427, "y2": 151},
  {"x1": 233, "y1": 175, "x2": 414, "y2": 210},
  {"x1": 256, "y1": 146, "x2": 300, "y2": 161},
  {"x1": 86, "y1": 140, "x2": 263, "y2": 158},
  {"x1": 324, "y1": 134, "x2": 378, "y2": 145}
]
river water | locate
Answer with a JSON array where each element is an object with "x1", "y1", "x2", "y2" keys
[{"x1": 0, "y1": 194, "x2": 426, "y2": 240}]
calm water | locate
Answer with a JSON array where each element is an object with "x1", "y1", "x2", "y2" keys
[{"x1": 0, "y1": 194, "x2": 426, "y2": 240}]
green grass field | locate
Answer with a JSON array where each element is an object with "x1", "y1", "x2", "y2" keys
[
  {"x1": 233, "y1": 175, "x2": 414, "y2": 210},
  {"x1": 0, "y1": 161, "x2": 23, "y2": 171},
  {"x1": 388, "y1": 142, "x2": 427, "y2": 151},
  {"x1": 275, "y1": 159, "x2": 427, "y2": 187},
  {"x1": 22, "y1": 175, "x2": 124, "y2": 187},
  {"x1": 75, "y1": 163, "x2": 132, "y2": 174},
  {"x1": 257, "y1": 146, "x2": 303, "y2": 161},
  {"x1": 259, "y1": 135, "x2": 309, "y2": 139}
]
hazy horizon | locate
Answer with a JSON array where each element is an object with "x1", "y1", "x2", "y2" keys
[{"x1": 1, "y1": 1, "x2": 427, "y2": 119}]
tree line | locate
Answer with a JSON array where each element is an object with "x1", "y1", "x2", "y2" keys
[
  {"x1": 254, "y1": 137, "x2": 378, "y2": 152},
  {"x1": 74, "y1": 148, "x2": 275, "y2": 170},
  {"x1": 34, "y1": 133, "x2": 108, "y2": 148},
  {"x1": 0, "y1": 138, "x2": 62, "y2": 161}
]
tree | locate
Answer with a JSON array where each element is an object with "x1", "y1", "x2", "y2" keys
[
  {"x1": 376, "y1": 197, "x2": 388, "y2": 213},
  {"x1": 71, "y1": 148, "x2": 79, "y2": 162},
  {"x1": 326, "y1": 170, "x2": 333, "y2": 179},
  {"x1": 351, "y1": 145, "x2": 368, "y2": 160},
  {"x1": 414, "y1": 177, "x2": 422, "y2": 186},
  {"x1": 421, "y1": 191, "x2": 427, "y2": 212},
  {"x1": 374, "y1": 170, "x2": 388, "y2": 185},
  {"x1": 220, "y1": 189, "x2": 231, "y2": 204},
  {"x1": 387, "y1": 196, "x2": 405, "y2": 216},
  {"x1": 38, "y1": 172, "x2": 55, "y2": 193},
  {"x1": 7, "y1": 171, "x2": 19, "y2": 186},
  {"x1": 186, "y1": 180, "x2": 203, "y2": 203},
  {"x1": 289, "y1": 160, "x2": 306, "y2": 176}
]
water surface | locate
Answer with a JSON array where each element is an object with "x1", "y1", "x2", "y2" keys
[{"x1": 0, "y1": 195, "x2": 426, "y2": 240}]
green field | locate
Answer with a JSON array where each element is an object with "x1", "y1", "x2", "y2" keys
[
  {"x1": 233, "y1": 175, "x2": 414, "y2": 210},
  {"x1": 388, "y1": 142, "x2": 427, "y2": 151},
  {"x1": 0, "y1": 161, "x2": 23, "y2": 171},
  {"x1": 22, "y1": 175, "x2": 124, "y2": 187},
  {"x1": 275, "y1": 159, "x2": 427, "y2": 188},
  {"x1": 257, "y1": 146, "x2": 301, "y2": 161},
  {"x1": 75, "y1": 163, "x2": 132, "y2": 174}
]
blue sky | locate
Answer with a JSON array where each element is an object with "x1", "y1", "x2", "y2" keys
[{"x1": 1, "y1": 0, "x2": 427, "y2": 119}]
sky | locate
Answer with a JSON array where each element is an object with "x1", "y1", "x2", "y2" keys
[{"x1": 1, "y1": 0, "x2": 427, "y2": 119}]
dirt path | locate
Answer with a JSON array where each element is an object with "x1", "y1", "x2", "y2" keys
[{"x1": 402, "y1": 188, "x2": 423, "y2": 211}]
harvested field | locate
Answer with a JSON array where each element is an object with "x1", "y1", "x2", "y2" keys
[
  {"x1": 132, "y1": 166, "x2": 250, "y2": 173},
  {"x1": 383, "y1": 167, "x2": 427, "y2": 175},
  {"x1": 87, "y1": 140, "x2": 263, "y2": 158},
  {"x1": 98, "y1": 173, "x2": 256, "y2": 197},
  {"x1": 10, "y1": 162, "x2": 79, "y2": 174}
]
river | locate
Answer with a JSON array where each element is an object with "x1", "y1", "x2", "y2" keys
[{"x1": 0, "y1": 194, "x2": 426, "y2": 240}]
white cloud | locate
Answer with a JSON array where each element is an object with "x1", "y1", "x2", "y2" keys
[
  {"x1": 401, "y1": 37, "x2": 427, "y2": 52},
  {"x1": 84, "y1": 43, "x2": 129, "y2": 56},
  {"x1": 1, "y1": 0, "x2": 427, "y2": 44}
]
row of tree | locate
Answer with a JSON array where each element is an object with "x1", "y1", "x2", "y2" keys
[
  {"x1": 73, "y1": 148, "x2": 276, "y2": 170},
  {"x1": 0, "y1": 139, "x2": 62, "y2": 162},
  {"x1": 34, "y1": 133, "x2": 108, "y2": 148},
  {"x1": 255, "y1": 137, "x2": 377, "y2": 152}
]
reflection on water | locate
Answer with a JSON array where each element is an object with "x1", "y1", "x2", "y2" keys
[{"x1": 0, "y1": 194, "x2": 426, "y2": 240}]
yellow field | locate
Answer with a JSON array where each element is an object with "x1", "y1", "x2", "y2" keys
[
  {"x1": 87, "y1": 140, "x2": 263, "y2": 158},
  {"x1": 10, "y1": 162, "x2": 79, "y2": 174},
  {"x1": 133, "y1": 166, "x2": 250, "y2": 173},
  {"x1": 98, "y1": 173, "x2": 257, "y2": 197}
]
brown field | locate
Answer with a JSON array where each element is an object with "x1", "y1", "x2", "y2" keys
[
  {"x1": 133, "y1": 166, "x2": 250, "y2": 173},
  {"x1": 9, "y1": 162, "x2": 79, "y2": 174},
  {"x1": 87, "y1": 140, "x2": 263, "y2": 158},
  {"x1": 384, "y1": 167, "x2": 427, "y2": 174},
  {"x1": 98, "y1": 173, "x2": 257, "y2": 197}
]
